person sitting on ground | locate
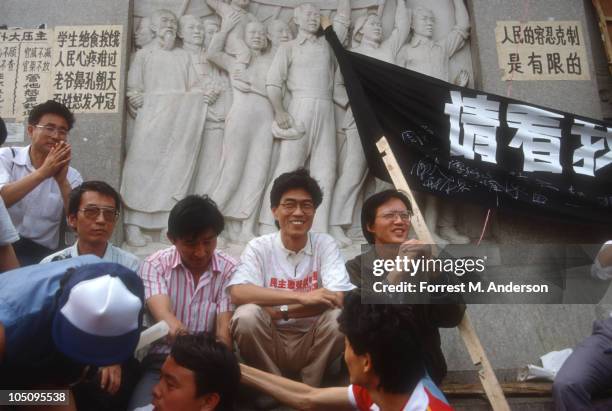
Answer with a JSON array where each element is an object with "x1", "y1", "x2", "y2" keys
[
  {"x1": 0, "y1": 116, "x2": 19, "y2": 272},
  {"x1": 228, "y1": 168, "x2": 355, "y2": 388},
  {"x1": 41, "y1": 180, "x2": 140, "y2": 271},
  {"x1": 129, "y1": 195, "x2": 237, "y2": 410},
  {"x1": 345, "y1": 189, "x2": 465, "y2": 384},
  {"x1": 552, "y1": 240, "x2": 612, "y2": 411},
  {"x1": 134, "y1": 332, "x2": 241, "y2": 411},
  {"x1": 240, "y1": 290, "x2": 454, "y2": 411},
  {"x1": 0, "y1": 258, "x2": 145, "y2": 411},
  {"x1": 0, "y1": 100, "x2": 83, "y2": 265}
]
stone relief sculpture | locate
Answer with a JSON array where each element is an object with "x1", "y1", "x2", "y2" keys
[
  {"x1": 184, "y1": 16, "x2": 233, "y2": 198},
  {"x1": 330, "y1": 0, "x2": 411, "y2": 247},
  {"x1": 121, "y1": 9, "x2": 208, "y2": 246},
  {"x1": 259, "y1": 0, "x2": 352, "y2": 235},
  {"x1": 398, "y1": 0, "x2": 471, "y2": 244},
  {"x1": 207, "y1": 13, "x2": 275, "y2": 242},
  {"x1": 124, "y1": 0, "x2": 474, "y2": 249}
]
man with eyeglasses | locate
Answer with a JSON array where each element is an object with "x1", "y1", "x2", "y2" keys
[
  {"x1": 345, "y1": 190, "x2": 465, "y2": 384},
  {"x1": 0, "y1": 100, "x2": 82, "y2": 265},
  {"x1": 228, "y1": 168, "x2": 355, "y2": 397},
  {"x1": 40, "y1": 181, "x2": 140, "y2": 410},
  {"x1": 41, "y1": 181, "x2": 140, "y2": 271}
]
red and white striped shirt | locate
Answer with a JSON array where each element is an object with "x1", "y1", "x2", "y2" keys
[{"x1": 139, "y1": 246, "x2": 236, "y2": 353}]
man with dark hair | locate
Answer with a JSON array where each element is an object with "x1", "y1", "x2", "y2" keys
[
  {"x1": 0, "y1": 116, "x2": 19, "y2": 272},
  {"x1": 240, "y1": 291, "x2": 453, "y2": 410},
  {"x1": 129, "y1": 195, "x2": 236, "y2": 410},
  {"x1": 0, "y1": 100, "x2": 82, "y2": 265},
  {"x1": 41, "y1": 181, "x2": 140, "y2": 271},
  {"x1": 346, "y1": 189, "x2": 465, "y2": 384},
  {"x1": 149, "y1": 332, "x2": 241, "y2": 411},
  {"x1": 229, "y1": 168, "x2": 355, "y2": 389}
]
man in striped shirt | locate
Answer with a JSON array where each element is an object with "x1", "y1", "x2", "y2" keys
[{"x1": 129, "y1": 195, "x2": 236, "y2": 410}]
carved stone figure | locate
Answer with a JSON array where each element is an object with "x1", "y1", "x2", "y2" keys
[
  {"x1": 121, "y1": 9, "x2": 207, "y2": 247},
  {"x1": 267, "y1": 19, "x2": 292, "y2": 53},
  {"x1": 206, "y1": 0, "x2": 258, "y2": 64},
  {"x1": 134, "y1": 16, "x2": 154, "y2": 49},
  {"x1": 259, "y1": 0, "x2": 351, "y2": 234},
  {"x1": 398, "y1": 0, "x2": 471, "y2": 244},
  {"x1": 208, "y1": 13, "x2": 275, "y2": 242},
  {"x1": 183, "y1": 16, "x2": 232, "y2": 198},
  {"x1": 330, "y1": 0, "x2": 411, "y2": 247}
]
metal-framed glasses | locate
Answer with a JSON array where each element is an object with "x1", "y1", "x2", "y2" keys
[
  {"x1": 34, "y1": 124, "x2": 69, "y2": 137},
  {"x1": 79, "y1": 206, "x2": 119, "y2": 222},
  {"x1": 279, "y1": 200, "x2": 315, "y2": 214},
  {"x1": 377, "y1": 211, "x2": 412, "y2": 222}
]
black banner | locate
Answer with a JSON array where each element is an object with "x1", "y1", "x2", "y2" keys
[{"x1": 324, "y1": 28, "x2": 612, "y2": 224}]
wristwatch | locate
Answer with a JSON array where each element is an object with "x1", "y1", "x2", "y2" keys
[{"x1": 280, "y1": 305, "x2": 289, "y2": 321}]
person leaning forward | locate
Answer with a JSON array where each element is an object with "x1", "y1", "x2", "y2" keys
[
  {"x1": 345, "y1": 190, "x2": 465, "y2": 384},
  {"x1": 229, "y1": 168, "x2": 355, "y2": 387},
  {"x1": 0, "y1": 100, "x2": 82, "y2": 266}
]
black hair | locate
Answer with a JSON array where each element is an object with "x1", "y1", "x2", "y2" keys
[
  {"x1": 167, "y1": 195, "x2": 224, "y2": 239},
  {"x1": 361, "y1": 190, "x2": 412, "y2": 244},
  {"x1": 0, "y1": 117, "x2": 7, "y2": 146},
  {"x1": 337, "y1": 291, "x2": 425, "y2": 394},
  {"x1": 27, "y1": 100, "x2": 75, "y2": 130},
  {"x1": 67, "y1": 181, "x2": 121, "y2": 217},
  {"x1": 270, "y1": 168, "x2": 323, "y2": 208},
  {"x1": 171, "y1": 332, "x2": 241, "y2": 411}
]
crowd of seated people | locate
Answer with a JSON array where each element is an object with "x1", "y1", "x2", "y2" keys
[{"x1": 1, "y1": 101, "x2": 610, "y2": 411}]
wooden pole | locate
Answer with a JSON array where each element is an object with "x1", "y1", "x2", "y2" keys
[{"x1": 375, "y1": 136, "x2": 511, "y2": 411}]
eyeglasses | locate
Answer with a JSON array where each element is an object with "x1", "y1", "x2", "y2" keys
[
  {"x1": 279, "y1": 200, "x2": 315, "y2": 214},
  {"x1": 34, "y1": 124, "x2": 69, "y2": 137},
  {"x1": 377, "y1": 211, "x2": 412, "y2": 222},
  {"x1": 79, "y1": 206, "x2": 119, "y2": 222}
]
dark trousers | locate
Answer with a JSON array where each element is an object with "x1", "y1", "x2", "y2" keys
[
  {"x1": 553, "y1": 317, "x2": 612, "y2": 410},
  {"x1": 13, "y1": 237, "x2": 55, "y2": 266}
]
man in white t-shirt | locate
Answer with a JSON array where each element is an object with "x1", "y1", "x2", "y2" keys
[{"x1": 229, "y1": 168, "x2": 355, "y2": 387}]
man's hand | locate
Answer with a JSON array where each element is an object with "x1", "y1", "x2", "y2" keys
[
  {"x1": 320, "y1": 15, "x2": 332, "y2": 30},
  {"x1": 99, "y1": 364, "x2": 122, "y2": 395},
  {"x1": 274, "y1": 110, "x2": 294, "y2": 129},
  {"x1": 399, "y1": 239, "x2": 432, "y2": 259},
  {"x1": 167, "y1": 318, "x2": 187, "y2": 342},
  {"x1": 298, "y1": 288, "x2": 342, "y2": 308},
  {"x1": 38, "y1": 142, "x2": 71, "y2": 180}
]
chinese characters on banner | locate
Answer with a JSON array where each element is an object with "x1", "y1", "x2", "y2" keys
[
  {"x1": 495, "y1": 21, "x2": 590, "y2": 81},
  {"x1": 0, "y1": 29, "x2": 53, "y2": 120},
  {"x1": 51, "y1": 25, "x2": 122, "y2": 113}
]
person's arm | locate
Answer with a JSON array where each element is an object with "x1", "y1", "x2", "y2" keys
[
  {"x1": 445, "y1": 0, "x2": 470, "y2": 58},
  {"x1": 266, "y1": 45, "x2": 294, "y2": 129},
  {"x1": 453, "y1": 0, "x2": 470, "y2": 31},
  {"x1": 391, "y1": 0, "x2": 410, "y2": 51},
  {"x1": 146, "y1": 294, "x2": 186, "y2": 338},
  {"x1": 332, "y1": 0, "x2": 351, "y2": 44},
  {"x1": 230, "y1": 284, "x2": 341, "y2": 307},
  {"x1": 53, "y1": 146, "x2": 74, "y2": 214},
  {"x1": 215, "y1": 311, "x2": 233, "y2": 348},
  {"x1": 240, "y1": 364, "x2": 352, "y2": 411},
  {"x1": 0, "y1": 143, "x2": 71, "y2": 207},
  {"x1": 0, "y1": 245, "x2": 19, "y2": 272},
  {"x1": 207, "y1": 12, "x2": 241, "y2": 70}
]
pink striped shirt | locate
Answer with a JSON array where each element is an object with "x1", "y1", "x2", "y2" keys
[{"x1": 139, "y1": 246, "x2": 236, "y2": 353}]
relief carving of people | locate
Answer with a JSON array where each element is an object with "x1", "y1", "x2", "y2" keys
[
  {"x1": 330, "y1": 0, "x2": 411, "y2": 247},
  {"x1": 258, "y1": 0, "x2": 352, "y2": 235},
  {"x1": 207, "y1": 13, "x2": 276, "y2": 242},
  {"x1": 124, "y1": 0, "x2": 474, "y2": 248},
  {"x1": 121, "y1": 9, "x2": 207, "y2": 246},
  {"x1": 398, "y1": 0, "x2": 472, "y2": 244}
]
